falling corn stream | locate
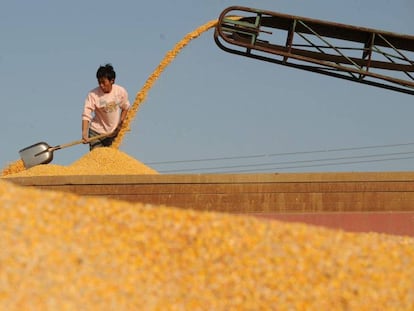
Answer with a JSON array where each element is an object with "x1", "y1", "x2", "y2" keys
[{"x1": 1, "y1": 19, "x2": 414, "y2": 311}]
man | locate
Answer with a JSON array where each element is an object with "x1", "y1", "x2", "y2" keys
[{"x1": 82, "y1": 64, "x2": 130, "y2": 150}]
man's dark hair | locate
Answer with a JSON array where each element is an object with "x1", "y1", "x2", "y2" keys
[{"x1": 96, "y1": 63, "x2": 116, "y2": 81}]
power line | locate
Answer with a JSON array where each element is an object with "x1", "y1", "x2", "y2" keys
[
  {"x1": 147, "y1": 141, "x2": 414, "y2": 165},
  {"x1": 215, "y1": 155, "x2": 414, "y2": 173},
  {"x1": 157, "y1": 150, "x2": 414, "y2": 173}
]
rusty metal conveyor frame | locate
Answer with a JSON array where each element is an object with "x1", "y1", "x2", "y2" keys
[{"x1": 214, "y1": 6, "x2": 414, "y2": 95}]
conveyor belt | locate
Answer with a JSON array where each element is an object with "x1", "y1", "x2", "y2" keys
[{"x1": 214, "y1": 6, "x2": 414, "y2": 95}]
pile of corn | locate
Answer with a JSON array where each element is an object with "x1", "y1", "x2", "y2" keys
[
  {"x1": 1, "y1": 159, "x2": 25, "y2": 177},
  {"x1": 0, "y1": 179, "x2": 413, "y2": 310},
  {"x1": 2, "y1": 147, "x2": 157, "y2": 177}
]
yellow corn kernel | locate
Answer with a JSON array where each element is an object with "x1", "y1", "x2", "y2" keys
[{"x1": 0, "y1": 179, "x2": 413, "y2": 310}]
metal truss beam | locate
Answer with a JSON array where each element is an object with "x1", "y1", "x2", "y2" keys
[{"x1": 214, "y1": 6, "x2": 414, "y2": 95}]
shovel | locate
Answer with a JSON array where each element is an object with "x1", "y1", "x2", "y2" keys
[{"x1": 19, "y1": 133, "x2": 113, "y2": 169}]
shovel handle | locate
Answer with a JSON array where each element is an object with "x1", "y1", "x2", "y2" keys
[{"x1": 49, "y1": 133, "x2": 113, "y2": 151}]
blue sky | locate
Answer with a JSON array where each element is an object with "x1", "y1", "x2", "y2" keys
[{"x1": 1, "y1": 0, "x2": 414, "y2": 173}]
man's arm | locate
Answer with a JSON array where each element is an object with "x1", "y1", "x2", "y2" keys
[
  {"x1": 82, "y1": 119, "x2": 90, "y2": 143},
  {"x1": 119, "y1": 108, "x2": 129, "y2": 125}
]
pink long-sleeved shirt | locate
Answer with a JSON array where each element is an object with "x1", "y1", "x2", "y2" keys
[{"x1": 82, "y1": 84, "x2": 131, "y2": 134}]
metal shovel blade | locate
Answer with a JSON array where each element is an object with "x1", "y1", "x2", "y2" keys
[
  {"x1": 19, "y1": 142, "x2": 54, "y2": 169},
  {"x1": 18, "y1": 132, "x2": 114, "y2": 169}
]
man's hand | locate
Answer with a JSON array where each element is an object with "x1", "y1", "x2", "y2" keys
[
  {"x1": 109, "y1": 122, "x2": 123, "y2": 137},
  {"x1": 82, "y1": 134, "x2": 89, "y2": 144}
]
